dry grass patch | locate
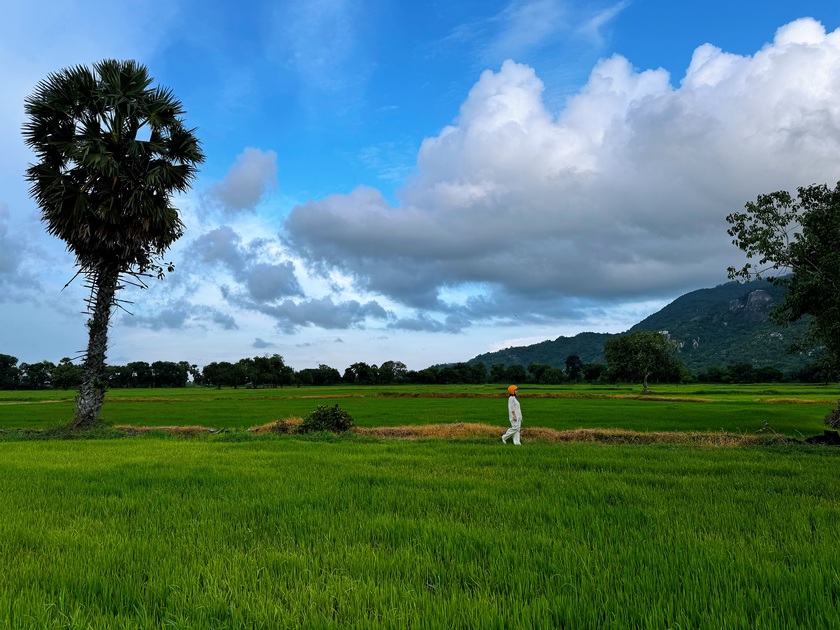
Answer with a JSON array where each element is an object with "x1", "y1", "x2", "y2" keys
[
  {"x1": 249, "y1": 417, "x2": 304, "y2": 434},
  {"x1": 355, "y1": 422, "x2": 501, "y2": 438},
  {"x1": 354, "y1": 423, "x2": 793, "y2": 446}
]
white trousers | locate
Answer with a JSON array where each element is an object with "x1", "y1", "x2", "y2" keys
[{"x1": 502, "y1": 420, "x2": 521, "y2": 445}]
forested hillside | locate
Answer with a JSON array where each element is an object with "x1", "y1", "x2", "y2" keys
[{"x1": 467, "y1": 280, "x2": 813, "y2": 374}]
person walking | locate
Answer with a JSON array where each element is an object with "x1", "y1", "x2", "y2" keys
[{"x1": 502, "y1": 385, "x2": 522, "y2": 445}]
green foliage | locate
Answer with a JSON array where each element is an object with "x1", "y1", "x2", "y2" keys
[
  {"x1": 0, "y1": 355, "x2": 21, "y2": 389},
  {"x1": 468, "y1": 280, "x2": 814, "y2": 376},
  {"x1": 605, "y1": 330, "x2": 685, "y2": 392},
  {"x1": 728, "y1": 182, "x2": 840, "y2": 422},
  {"x1": 22, "y1": 59, "x2": 204, "y2": 429},
  {"x1": 299, "y1": 404, "x2": 355, "y2": 433}
]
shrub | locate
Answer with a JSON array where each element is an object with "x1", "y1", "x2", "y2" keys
[{"x1": 299, "y1": 404, "x2": 355, "y2": 434}]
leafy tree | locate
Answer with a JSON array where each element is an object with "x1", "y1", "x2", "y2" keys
[
  {"x1": 415, "y1": 367, "x2": 440, "y2": 384},
  {"x1": 727, "y1": 362, "x2": 756, "y2": 384},
  {"x1": 344, "y1": 362, "x2": 376, "y2": 385},
  {"x1": 19, "y1": 361, "x2": 55, "y2": 390},
  {"x1": 0, "y1": 354, "x2": 20, "y2": 390},
  {"x1": 489, "y1": 363, "x2": 507, "y2": 383},
  {"x1": 23, "y1": 59, "x2": 203, "y2": 428},
  {"x1": 565, "y1": 355, "x2": 584, "y2": 382},
  {"x1": 727, "y1": 182, "x2": 840, "y2": 424},
  {"x1": 528, "y1": 362, "x2": 550, "y2": 384},
  {"x1": 151, "y1": 361, "x2": 188, "y2": 387},
  {"x1": 127, "y1": 361, "x2": 153, "y2": 388},
  {"x1": 52, "y1": 357, "x2": 83, "y2": 389},
  {"x1": 201, "y1": 362, "x2": 227, "y2": 389},
  {"x1": 469, "y1": 362, "x2": 487, "y2": 384},
  {"x1": 542, "y1": 368, "x2": 566, "y2": 384},
  {"x1": 604, "y1": 331, "x2": 683, "y2": 393},
  {"x1": 505, "y1": 364, "x2": 527, "y2": 384},
  {"x1": 378, "y1": 360, "x2": 408, "y2": 384},
  {"x1": 582, "y1": 362, "x2": 606, "y2": 383}
]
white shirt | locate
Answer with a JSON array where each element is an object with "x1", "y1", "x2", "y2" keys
[{"x1": 508, "y1": 395, "x2": 521, "y2": 423}]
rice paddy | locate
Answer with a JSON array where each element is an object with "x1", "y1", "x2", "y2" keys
[{"x1": 1, "y1": 383, "x2": 839, "y2": 628}]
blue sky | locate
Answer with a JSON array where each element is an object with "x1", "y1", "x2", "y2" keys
[{"x1": 1, "y1": 0, "x2": 839, "y2": 372}]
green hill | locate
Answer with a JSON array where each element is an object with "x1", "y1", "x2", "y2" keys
[{"x1": 467, "y1": 280, "x2": 813, "y2": 374}]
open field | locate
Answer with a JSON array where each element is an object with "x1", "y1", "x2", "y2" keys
[
  {"x1": 2, "y1": 384, "x2": 839, "y2": 627},
  {"x1": 2, "y1": 437, "x2": 840, "y2": 629},
  {"x1": 0, "y1": 383, "x2": 837, "y2": 437}
]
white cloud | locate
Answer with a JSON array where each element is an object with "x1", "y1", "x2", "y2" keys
[
  {"x1": 487, "y1": 0, "x2": 569, "y2": 61},
  {"x1": 284, "y1": 18, "x2": 840, "y2": 327},
  {"x1": 205, "y1": 148, "x2": 278, "y2": 214}
]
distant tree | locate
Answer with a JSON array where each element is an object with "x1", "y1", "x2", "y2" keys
[
  {"x1": 52, "y1": 357, "x2": 83, "y2": 389},
  {"x1": 181, "y1": 361, "x2": 201, "y2": 385},
  {"x1": 19, "y1": 361, "x2": 55, "y2": 390},
  {"x1": 416, "y1": 367, "x2": 440, "y2": 384},
  {"x1": 378, "y1": 360, "x2": 408, "y2": 384},
  {"x1": 0, "y1": 354, "x2": 20, "y2": 390},
  {"x1": 727, "y1": 182, "x2": 840, "y2": 425},
  {"x1": 697, "y1": 365, "x2": 729, "y2": 384},
  {"x1": 127, "y1": 361, "x2": 153, "y2": 388},
  {"x1": 727, "y1": 362, "x2": 756, "y2": 384},
  {"x1": 436, "y1": 366, "x2": 457, "y2": 384},
  {"x1": 151, "y1": 361, "x2": 188, "y2": 387},
  {"x1": 296, "y1": 370, "x2": 314, "y2": 386},
  {"x1": 344, "y1": 362, "x2": 376, "y2": 385},
  {"x1": 565, "y1": 355, "x2": 585, "y2": 383},
  {"x1": 604, "y1": 331, "x2": 683, "y2": 393},
  {"x1": 201, "y1": 362, "x2": 227, "y2": 389},
  {"x1": 505, "y1": 364, "x2": 527, "y2": 384},
  {"x1": 107, "y1": 364, "x2": 135, "y2": 388},
  {"x1": 755, "y1": 366, "x2": 784, "y2": 383},
  {"x1": 23, "y1": 59, "x2": 204, "y2": 428},
  {"x1": 542, "y1": 368, "x2": 565, "y2": 384},
  {"x1": 528, "y1": 362, "x2": 550, "y2": 384},
  {"x1": 489, "y1": 363, "x2": 507, "y2": 383},
  {"x1": 582, "y1": 362, "x2": 606, "y2": 383},
  {"x1": 470, "y1": 362, "x2": 487, "y2": 384}
]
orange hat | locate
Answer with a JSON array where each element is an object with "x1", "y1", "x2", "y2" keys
[{"x1": 508, "y1": 385, "x2": 518, "y2": 395}]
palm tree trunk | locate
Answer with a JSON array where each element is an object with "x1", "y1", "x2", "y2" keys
[{"x1": 72, "y1": 267, "x2": 119, "y2": 430}]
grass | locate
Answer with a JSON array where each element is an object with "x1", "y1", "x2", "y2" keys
[
  {"x1": 0, "y1": 383, "x2": 836, "y2": 437},
  {"x1": 2, "y1": 383, "x2": 839, "y2": 627},
  {"x1": 1, "y1": 437, "x2": 839, "y2": 628}
]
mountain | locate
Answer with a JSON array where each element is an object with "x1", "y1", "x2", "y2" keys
[{"x1": 467, "y1": 280, "x2": 813, "y2": 374}]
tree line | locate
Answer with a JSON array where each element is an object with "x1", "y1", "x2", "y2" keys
[{"x1": 0, "y1": 341, "x2": 829, "y2": 392}]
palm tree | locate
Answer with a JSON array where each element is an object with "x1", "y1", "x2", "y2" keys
[{"x1": 22, "y1": 59, "x2": 204, "y2": 429}]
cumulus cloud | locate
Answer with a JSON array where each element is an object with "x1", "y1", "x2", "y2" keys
[
  {"x1": 232, "y1": 295, "x2": 390, "y2": 334},
  {"x1": 0, "y1": 203, "x2": 40, "y2": 297},
  {"x1": 183, "y1": 222, "x2": 397, "y2": 333},
  {"x1": 253, "y1": 337, "x2": 275, "y2": 349},
  {"x1": 121, "y1": 300, "x2": 238, "y2": 331},
  {"x1": 284, "y1": 18, "x2": 840, "y2": 326},
  {"x1": 0, "y1": 204, "x2": 20, "y2": 276},
  {"x1": 205, "y1": 148, "x2": 278, "y2": 214},
  {"x1": 188, "y1": 226, "x2": 304, "y2": 303}
]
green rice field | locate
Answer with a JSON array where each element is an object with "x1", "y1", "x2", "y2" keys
[
  {"x1": 1, "y1": 384, "x2": 839, "y2": 628},
  {"x1": 0, "y1": 382, "x2": 836, "y2": 436}
]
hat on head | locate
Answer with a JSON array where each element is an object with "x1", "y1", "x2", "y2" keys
[{"x1": 508, "y1": 385, "x2": 518, "y2": 395}]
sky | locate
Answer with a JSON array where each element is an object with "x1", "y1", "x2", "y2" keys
[{"x1": 1, "y1": 0, "x2": 840, "y2": 372}]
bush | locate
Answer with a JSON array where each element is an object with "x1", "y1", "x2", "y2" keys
[{"x1": 299, "y1": 405, "x2": 355, "y2": 434}]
